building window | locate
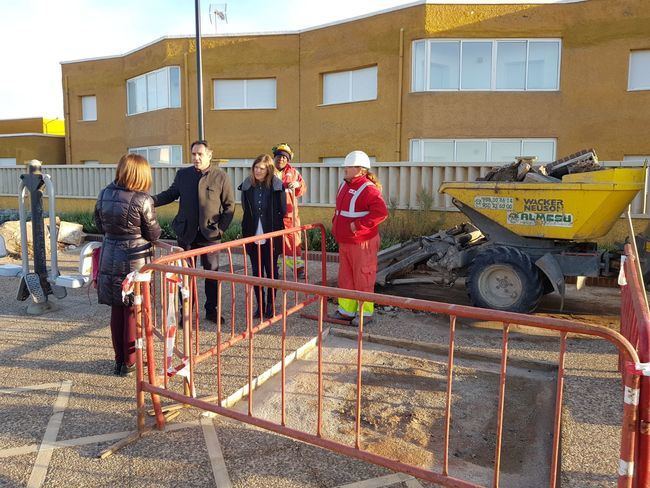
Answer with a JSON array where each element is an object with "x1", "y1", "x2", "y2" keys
[
  {"x1": 127, "y1": 67, "x2": 181, "y2": 116},
  {"x1": 129, "y1": 145, "x2": 182, "y2": 164},
  {"x1": 81, "y1": 96, "x2": 97, "y2": 121},
  {"x1": 82, "y1": 160, "x2": 100, "y2": 165},
  {"x1": 322, "y1": 156, "x2": 377, "y2": 165},
  {"x1": 213, "y1": 79, "x2": 276, "y2": 110},
  {"x1": 412, "y1": 39, "x2": 560, "y2": 92},
  {"x1": 0, "y1": 158, "x2": 17, "y2": 166},
  {"x1": 629, "y1": 51, "x2": 650, "y2": 91},
  {"x1": 322, "y1": 66, "x2": 378, "y2": 105},
  {"x1": 409, "y1": 138, "x2": 556, "y2": 163}
]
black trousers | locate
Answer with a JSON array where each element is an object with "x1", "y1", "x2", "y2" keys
[
  {"x1": 246, "y1": 241, "x2": 280, "y2": 316},
  {"x1": 180, "y1": 233, "x2": 220, "y2": 313}
]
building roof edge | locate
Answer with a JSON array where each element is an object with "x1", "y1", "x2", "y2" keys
[
  {"x1": 60, "y1": 0, "x2": 587, "y2": 65},
  {"x1": 0, "y1": 133, "x2": 65, "y2": 139}
]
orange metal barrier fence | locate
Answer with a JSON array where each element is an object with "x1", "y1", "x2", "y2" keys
[
  {"x1": 620, "y1": 243, "x2": 650, "y2": 487},
  {"x1": 118, "y1": 226, "x2": 642, "y2": 487}
]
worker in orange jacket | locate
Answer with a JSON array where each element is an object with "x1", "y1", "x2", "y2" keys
[
  {"x1": 272, "y1": 143, "x2": 307, "y2": 277},
  {"x1": 332, "y1": 151, "x2": 388, "y2": 326}
]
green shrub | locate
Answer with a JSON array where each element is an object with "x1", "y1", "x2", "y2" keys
[
  {"x1": 156, "y1": 215, "x2": 176, "y2": 240},
  {"x1": 379, "y1": 188, "x2": 442, "y2": 245},
  {"x1": 222, "y1": 222, "x2": 242, "y2": 242},
  {"x1": 306, "y1": 228, "x2": 338, "y2": 252}
]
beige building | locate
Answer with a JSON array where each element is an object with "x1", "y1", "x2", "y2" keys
[
  {"x1": 61, "y1": 0, "x2": 650, "y2": 165},
  {"x1": 0, "y1": 118, "x2": 65, "y2": 165}
]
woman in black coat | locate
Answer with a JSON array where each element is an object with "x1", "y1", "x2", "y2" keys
[
  {"x1": 238, "y1": 154, "x2": 286, "y2": 319},
  {"x1": 94, "y1": 154, "x2": 162, "y2": 376}
]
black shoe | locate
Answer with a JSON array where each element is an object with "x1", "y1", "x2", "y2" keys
[
  {"x1": 120, "y1": 363, "x2": 136, "y2": 377},
  {"x1": 264, "y1": 305, "x2": 275, "y2": 319},
  {"x1": 113, "y1": 361, "x2": 123, "y2": 376},
  {"x1": 206, "y1": 311, "x2": 225, "y2": 324},
  {"x1": 332, "y1": 311, "x2": 354, "y2": 322}
]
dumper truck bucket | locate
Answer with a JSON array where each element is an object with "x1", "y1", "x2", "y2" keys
[{"x1": 439, "y1": 167, "x2": 645, "y2": 241}]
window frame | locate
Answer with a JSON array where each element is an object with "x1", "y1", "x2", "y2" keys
[
  {"x1": 628, "y1": 50, "x2": 650, "y2": 91},
  {"x1": 0, "y1": 158, "x2": 17, "y2": 166},
  {"x1": 411, "y1": 38, "x2": 561, "y2": 93},
  {"x1": 80, "y1": 95, "x2": 97, "y2": 121},
  {"x1": 126, "y1": 66, "x2": 181, "y2": 116},
  {"x1": 128, "y1": 145, "x2": 183, "y2": 165},
  {"x1": 409, "y1": 138, "x2": 557, "y2": 163},
  {"x1": 212, "y1": 78, "x2": 277, "y2": 110},
  {"x1": 321, "y1": 66, "x2": 378, "y2": 106}
]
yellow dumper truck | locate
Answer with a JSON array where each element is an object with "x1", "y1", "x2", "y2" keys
[{"x1": 377, "y1": 166, "x2": 646, "y2": 313}]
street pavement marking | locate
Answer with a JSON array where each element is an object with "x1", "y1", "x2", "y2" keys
[
  {"x1": 404, "y1": 477, "x2": 423, "y2": 488},
  {"x1": 27, "y1": 380, "x2": 72, "y2": 488},
  {"x1": 0, "y1": 421, "x2": 202, "y2": 459},
  {"x1": 0, "y1": 382, "x2": 63, "y2": 394},
  {"x1": 335, "y1": 472, "x2": 424, "y2": 488},
  {"x1": 200, "y1": 417, "x2": 232, "y2": 488}
]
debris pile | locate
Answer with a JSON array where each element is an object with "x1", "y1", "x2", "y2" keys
[
  {"x1": 0, "y1": 218, "x2": 85, "y2": 257},
  {"x1": 478, "y1": 148, "x2": 601, "y2": 183}
]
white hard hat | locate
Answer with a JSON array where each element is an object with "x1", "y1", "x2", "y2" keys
[{"x1": 343, "y1": 151, "x2": 371, "y2": 169}]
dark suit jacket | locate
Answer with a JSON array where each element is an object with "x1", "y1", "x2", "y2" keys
[{"x1": 152, "y1": 165, "x2": 235, "y2": 246}]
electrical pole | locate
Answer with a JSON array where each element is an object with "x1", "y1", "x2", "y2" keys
[{"x1": 194, "y1": 0, "x2": 205, "y2": 140}]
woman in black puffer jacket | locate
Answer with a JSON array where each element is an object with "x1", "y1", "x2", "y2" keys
[
  {"x1": 94, "y1": 154, "x2": 161, "y2": 377},
  {"x1": 238, "y1": 154, "x2": 286, "y2": 319}
]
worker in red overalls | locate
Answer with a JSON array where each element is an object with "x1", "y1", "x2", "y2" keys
[
  {"x1": 332, "y1": 151, "x2": 388, "y2": 326},
  {"x1": 272, "y1": 143, "x2": 307, "y2": 277}
]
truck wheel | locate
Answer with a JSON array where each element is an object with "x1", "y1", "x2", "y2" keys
[{"x1": 467, "y1": 246, "x2": 543, "y2": 313}]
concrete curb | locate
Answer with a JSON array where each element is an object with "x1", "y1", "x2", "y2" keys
[{"x1": 329, "y1": 327, "x2": 557, "y2": 373}]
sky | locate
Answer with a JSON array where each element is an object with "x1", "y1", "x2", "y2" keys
[
  {"x1": 0, "y1": 0, "x2": 418, "y2": 120},
  {"x1": 0, "y1": 0, "x2": 577, "y2": 120}
]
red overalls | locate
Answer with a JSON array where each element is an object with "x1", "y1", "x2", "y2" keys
[
  {"x1": 332, "y1": 175, "x2": 388, "y2": 318},
  {"x1": 277, "y1": 163, "x2": 307, "y2": 270}
]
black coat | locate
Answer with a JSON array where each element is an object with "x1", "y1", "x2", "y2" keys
[
  {"x1": 239, "y1": 176, "x2": 286, "y2": 245},
  {"x1": 152, "y1": 165, "x2": 235, "y2": 246},
  {"x1": 94, "y1": 182, "x2": 162, "y2": 306}
]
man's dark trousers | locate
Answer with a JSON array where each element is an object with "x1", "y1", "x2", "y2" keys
[{"x1": 181, "y1": 233, "x2": 220, "y2": 315}]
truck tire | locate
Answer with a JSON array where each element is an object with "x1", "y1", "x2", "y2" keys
[{"x1": 466, "y1": 246, "x2": 544, "y2": 313}]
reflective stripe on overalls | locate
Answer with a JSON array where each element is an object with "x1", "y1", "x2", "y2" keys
[
  {"x1": 337, "y1": 181, "x2": 375, "y2": 318},
  {"x1": 335, "y1": 181, "x2": 372, "y2": 219}
]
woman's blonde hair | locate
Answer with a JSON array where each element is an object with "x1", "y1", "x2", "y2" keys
[
  {"x1": 362, "y1": 169, "x2": 382, "y2": 192},
  {"x1": 115, "y1": 154, "x2": 153, "y2": 192},
  {"x1": 250, "y1": 154, "x2": 276, "y2": 187}
]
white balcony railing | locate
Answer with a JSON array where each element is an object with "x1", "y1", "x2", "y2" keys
[{"x1": 0, "y1": 161, "x2": 648, "y2": 216}]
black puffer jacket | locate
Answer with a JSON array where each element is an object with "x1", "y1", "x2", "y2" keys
[
  {"x1": 238, "y1": 175, "x2": 286, "y2": 245},
  {"x1": 94, "y1": 182, "x2": 162, "y2": 306}
]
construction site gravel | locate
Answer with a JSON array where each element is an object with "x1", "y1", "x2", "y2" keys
[{"x1": 0, "y1": 247, "x2": 628, "y2": 487}]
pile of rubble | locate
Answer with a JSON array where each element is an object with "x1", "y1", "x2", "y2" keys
[
  {"x1": 478, "y1": 148, "x2": 601, "y2": 183},
  {"x1": 0, "y1": 217, "x2": 85, "y2": 257}
]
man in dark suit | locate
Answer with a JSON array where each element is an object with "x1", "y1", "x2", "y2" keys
[{"x1": 153, "y1": 140, "x2": 235, "y2": 322}]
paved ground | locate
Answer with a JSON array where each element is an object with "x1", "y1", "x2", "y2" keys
[{"x1": 0, "y1": 246, "x2": 630, "y2": 487}]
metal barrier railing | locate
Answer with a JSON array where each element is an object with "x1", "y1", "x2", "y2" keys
[
  {"x1": 111, "y1": 225, "x2": 642, "y2": 487},
  {"x1": 619, "y1": 243, "x2": 650, "y2": 486}
]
